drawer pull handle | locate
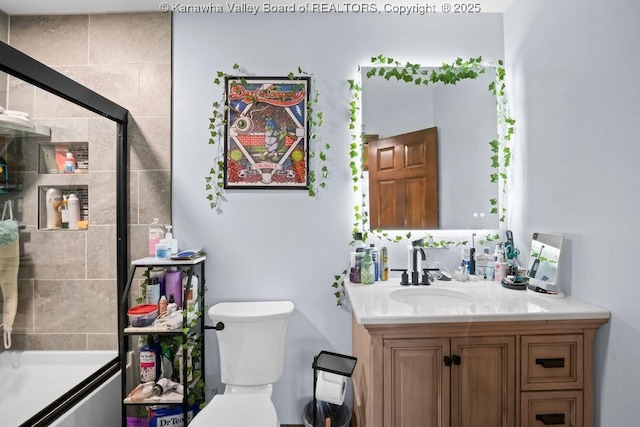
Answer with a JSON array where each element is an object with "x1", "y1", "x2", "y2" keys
[
  {"x1": 444, "y1": 356, "x2": 452, "y2": 366},
  {"x1": 535, "y1": 413, "x2": 565, "y2": 425},
  {"x1": 452, "y1": 354, "x2": 461, "y2": 365},
  {"x1": 536, "y1": 357, "x2": 565, "y2": 368}
]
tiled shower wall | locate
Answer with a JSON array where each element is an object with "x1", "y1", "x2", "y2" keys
[{"x1": 5, "y1": 13, "x2": 171, "y2": 350}]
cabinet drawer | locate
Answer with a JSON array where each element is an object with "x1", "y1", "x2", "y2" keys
[
  {"x1": 521, "y1": 390, "x2": 583, "y2": 427},
  {"x1": 521, "y1": 334, "x2": 583, "y2": 391}
]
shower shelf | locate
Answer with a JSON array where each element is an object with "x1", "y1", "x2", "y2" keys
[{"x1": 0, "y1": 121, "x2": 51, "y2": 138}]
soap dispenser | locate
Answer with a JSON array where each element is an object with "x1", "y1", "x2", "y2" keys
[{"x1": 160, "y1": 225, "x2": 179, "y2": 255}]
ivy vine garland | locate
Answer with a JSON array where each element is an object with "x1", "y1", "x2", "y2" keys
[
  {"x1": 332, "y1": 55, "x2": 515, "y2": 305},
  {"x1": 206, "y1": 64, "x2": 327, "y2": 208}
]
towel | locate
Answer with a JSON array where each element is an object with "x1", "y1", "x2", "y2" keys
[{"x1": 0, "y1": 238, "x2": 19, "y2": 349}]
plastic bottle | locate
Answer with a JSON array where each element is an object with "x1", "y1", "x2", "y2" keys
[
  {"x1": 380, "y1": 244, "x2": 389, "y2": 281},
  {"x1": 369, "y1": 244, "x2": 380, "y2": 281},
  {"x1": 349, "y1": 252, "x2": 361, "y2": 283},
  {"x1": 45, "y1": 188, "x2": 62, "y2": 229},
  {"x1": 165, "y1": 268, "x2": 182, "y2": 308},
  {"x1": 167, "y1": 294, "x2": 178, "y2": 314},
  {"x1": 494, "y1": 245, "x2": 506, "y2": 282},
  {"x1": 160, "y1": 225, "x2": 179, "y2": 255},
  {"x1": 158, "y1": 295, "x2": 168, "y2": 316},
  {"x1": 146, "y1": 277, "x2": 160, "y2": 305},
  {"x1": 64, "y1": 152, "x2": 76, "y2": 174},
  {"x1": 139, "y1": 336, "x2": 161, "y2": 383},
  {"x1": 67, "y1": 193, "x2": 81, "y2": 229},
  {"x1": 475, "y1": 247, "x2": 490, "y2": 279},
  {"x1": 361, "y1": 248, "x2": 375, "y2": 285},
  {"x1": 182, "y1": 275, "x2": 199, "y2": 310},
  {"x1": 60, "y1": 195, "x2": 69, "y2": 229},
  {"x1": 353, "y1": 232, "x2": 365, "y2": 252},
  {"x1": 148, "y1": 218, "x2": 164, "y2": 256}
]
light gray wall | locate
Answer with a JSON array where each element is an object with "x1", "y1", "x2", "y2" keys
[
  {"x1": 173, "y1": 12, "x2": 504, "y2": 423},
  {"x1": 504, "y1": 0, "x2": 640, "y2": 425}
]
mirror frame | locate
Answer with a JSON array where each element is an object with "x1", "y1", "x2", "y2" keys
[{"x1": 348, "y1": 55, "x2": 514, "y2": 245}]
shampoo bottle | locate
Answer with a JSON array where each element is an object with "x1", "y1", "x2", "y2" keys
[
  {"x1": 67, "y1": 193, "x2": 81, "y2": 229},
  {"x1": 45, "y1": 188, "x2": 63, "y2": 229},
  {"x1": 139, "y1": 336, "x2": 161, "y2": 383}
]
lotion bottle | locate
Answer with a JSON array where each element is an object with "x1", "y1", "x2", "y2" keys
[
  {"x1": 67, "y1": 193, "x2": 81, "y2": 229},
  {"x1": 46, "y1": 188, "x2": 62, "y2": 229}
]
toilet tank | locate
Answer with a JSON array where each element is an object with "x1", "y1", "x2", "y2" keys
[{"x1": 209, "y1": 300, "x2": 294, "y2": 386}]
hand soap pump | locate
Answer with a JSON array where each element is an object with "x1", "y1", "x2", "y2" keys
[{"x1": 160, "y1": 225, "x2": 179, "y2": 255}]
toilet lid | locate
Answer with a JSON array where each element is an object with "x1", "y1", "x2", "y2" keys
[{"x1": 190, "y1": 394, "x2": 278, "y2": 427}]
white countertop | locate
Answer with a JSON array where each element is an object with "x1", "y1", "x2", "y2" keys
[{"x1": 345, "y1": 278, "x2": 610, "y2": 325}]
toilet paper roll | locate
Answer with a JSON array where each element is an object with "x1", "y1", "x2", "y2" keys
[{"x1": 315, "y1": 371, "x2": 346, "y2": 406}]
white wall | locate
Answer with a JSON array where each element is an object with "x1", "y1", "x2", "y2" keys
[
  {"x1": 172, "y1": 12, "x2": 503, "y2": 423},
  {"x1": 504, "y1": 0, "x2": 640, "y2": 425}
]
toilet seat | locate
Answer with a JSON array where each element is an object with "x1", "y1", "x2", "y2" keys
[{"x1": 188, "y1": 394, "x2": 278, "y2": 427}]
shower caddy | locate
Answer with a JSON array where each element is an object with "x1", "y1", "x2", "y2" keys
[{"x1": 119, "y1": 255, "x2": 206, "y2": 427}]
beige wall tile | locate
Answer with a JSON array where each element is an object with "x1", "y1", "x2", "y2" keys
[
  {"x1": 9, "y1": 15, "x2": 89, "y2": 66},
  {"x1": 7, "y1": 75, "x2": 35, "y2": 116},
  {"x1": 36, "y1": 118, "x2": 88, "y2": 142},
  {"x1": 128, "y1": 116, "x2": 171, "y2": 171},
  {"x1": 34, "y1": 279, "x2": 116, "y2": 333},
  {"x1": 10, "y1": 333, "x2": 87, "y2": 350},
  {"x1": 89, "y1": 13, "x2": 170, "y2": 64},
  {"x1": 139, "y1": 63, "x2": 171, "y2": 116},
  {"x1": 22, "y1": 230, "x2": 86, "y2": 280},
  {"x1": 52, "y1": 64, "x2": 140, "y2": 115},
  {"x1": 35, "y1": 86, "x2": 93, "y2": 119},
  {"x1": 88, "y1": 117, "x2": 117, "y2": 171},
  {"x1": 87, "y1": 333, "x2": 118, "y2": 350},
  {"x1": 138, "y1": 170, "x2": 171, "y2": 227},
  {"x1": 128, "y1": 171, "x2": 140, "y2": 225},
  {"x1": 0, "y1": 9, "x2": 8, "y2": 43},
  {"x1": 87, "y1": 225, "x2": 117, "y2": 279},
  {"x1": 88, "y1": 171, "x2": 117, "y2": 225}
]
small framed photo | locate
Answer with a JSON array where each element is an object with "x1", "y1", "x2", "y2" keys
[{"x1": 224, "y1": 76, "x2": 310, "y2": 189}]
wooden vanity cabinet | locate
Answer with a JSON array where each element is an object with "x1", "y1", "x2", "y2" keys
[{"x1": 352, "y1": 316, "x2": 606, "y2": 427}]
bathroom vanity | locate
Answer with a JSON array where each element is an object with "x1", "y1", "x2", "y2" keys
[{"x1": 345, "y1": 280, "x2": 609, "y2": 427}]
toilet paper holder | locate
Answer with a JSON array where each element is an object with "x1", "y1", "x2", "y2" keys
[{"x1": 311, "y1": 350, "x2": 357, "y2": 427}]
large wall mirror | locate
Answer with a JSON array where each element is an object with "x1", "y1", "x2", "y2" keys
[{"x1": 361, "y1": 64, "x2": 499, "y2": 231}]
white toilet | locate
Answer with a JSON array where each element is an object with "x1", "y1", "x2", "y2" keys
[{"x1": 188, "y1": 300, "x2": 295, "y2": 427}]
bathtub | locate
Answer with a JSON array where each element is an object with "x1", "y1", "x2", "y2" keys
[{"x1": 0, "y1": 350, "x2": 119, "y2": 427}]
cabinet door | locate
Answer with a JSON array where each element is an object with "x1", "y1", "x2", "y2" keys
[
  {"x1": 451, "y1": 336, "x2": 516, "y2": 427},
  {"x1": 384, "y1": 338, "x2": 450, "y2": 427}
]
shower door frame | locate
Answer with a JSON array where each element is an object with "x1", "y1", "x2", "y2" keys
[{"x1": 0, "y1": 40, "x2": 129, "y2": 427}]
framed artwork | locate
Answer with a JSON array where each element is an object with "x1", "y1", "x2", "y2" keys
[{"x1": 224, "y1": 76, "x2": 310, "y2": 189}]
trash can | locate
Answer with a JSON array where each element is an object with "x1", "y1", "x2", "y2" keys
[{"x1": 302, "y1": 400, "x2": 351, "y2": 427}]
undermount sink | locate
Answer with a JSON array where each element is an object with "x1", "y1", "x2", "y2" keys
[{"x1": 389, "y1": 287, "x2": 475, "y2": 312}]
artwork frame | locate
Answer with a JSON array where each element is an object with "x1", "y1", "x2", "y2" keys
[{"x1": 223, "y1": 76, "x2": 310, "y2": 189}]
